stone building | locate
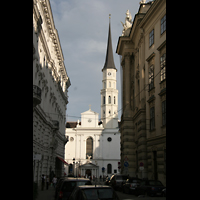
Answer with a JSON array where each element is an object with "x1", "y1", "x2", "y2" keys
[
  {"x1": 33, "y1": 0, "x2": 71, "y2": 187},
  {"x1": 116, "y1": 0, "x2": 166, "y2": 185}
]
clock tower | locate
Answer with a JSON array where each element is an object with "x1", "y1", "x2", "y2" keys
[{"x1": 101, "y1": 15, "x2": 118, "y2": 128}]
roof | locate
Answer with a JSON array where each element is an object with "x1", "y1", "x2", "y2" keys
[
  {"x1": 77, "y1": 185, "x2": 112, "y2": 189},
  {"x1": 66, "y1": 122, "x2": 81, "y2": 128},
  {"x1": 102, "y1": 21, "x2": 116, "y2": 71},
  {"x1": 62, "y1": 177, "x2": 90, "y2": 181}
]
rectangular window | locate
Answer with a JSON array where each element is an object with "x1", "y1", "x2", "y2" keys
[
  {"x1": 162, "y1": 100, "x2": 166, "y2": 126},
  {"x1": 149, "y1": 29, "x2": 154, "y2": 47},
  {"x1": 161, "y1": 14, "x2": 166, "y2": 35},
  {"x1": 150, "y1": 107, "x2": 155, "y2": 130},
  {"x1": 160, "y1": 53, "x2": 166, "y2": 81},
  {"x1": 103, "y1": 96, "x2": 105, "y2": 104},
  {"x1": 149, "y1": 65, "x2": 154, "y2": 90}
]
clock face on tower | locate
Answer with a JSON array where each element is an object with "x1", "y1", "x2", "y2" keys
[{"x1": 108, "y1": 72, "x2": 111, "y2": 76}]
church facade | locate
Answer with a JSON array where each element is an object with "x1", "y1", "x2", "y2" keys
[{"x1": 64, "y1": 20, "x2": 120, "y2": 178}]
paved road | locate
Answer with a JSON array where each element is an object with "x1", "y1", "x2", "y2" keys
[{"x1": 37, "y1": 185, "x2": 55, "y2": 200}]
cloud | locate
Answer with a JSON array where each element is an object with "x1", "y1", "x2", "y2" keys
[{"x1": 49, "y1": 0, "x2": 141, "y2": 121}]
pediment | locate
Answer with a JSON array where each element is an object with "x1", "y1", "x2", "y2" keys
[{"x1": 79, "y1": 162, "x2": 98, "y2": 168}]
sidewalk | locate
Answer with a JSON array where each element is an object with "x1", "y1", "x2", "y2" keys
[{"x1": 37, "y1": 185, "x2": 55, "y2": 200}]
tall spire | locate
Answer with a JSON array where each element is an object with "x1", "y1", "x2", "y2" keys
[{"x1": 102, "y1": 14, "x2": 116, "y2": 71}]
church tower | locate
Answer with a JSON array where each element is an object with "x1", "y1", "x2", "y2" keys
[{"x1": 101, "y1": 15, "x2": 118, "y2": 129}]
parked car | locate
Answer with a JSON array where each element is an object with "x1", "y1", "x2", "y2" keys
[
  {"x1": 55, "y1": 177, "x2": 65, "y2": 199},
  {"x1": 135, "y1": 180, "x2": 165, "y2": 197},
  {"x1": 108, "y1": 174, "x2": 128, "y2": 190},
  {"x1": 122, "y1": 177, "x2": 141, "y2": 194},
  {"x1": 56, "y1": 177, "x2": 92, "y2": 200},
  {"x1": 68, "y1": 185, "x2": 120, "y2": 200}
]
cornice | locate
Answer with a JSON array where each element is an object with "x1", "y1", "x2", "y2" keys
[
  {"x1": 39, "y1": 0, "x2": 69, "y2": 83},
  {"x1": 139, "y1": 0, "x2": 165, "y2": 29}
]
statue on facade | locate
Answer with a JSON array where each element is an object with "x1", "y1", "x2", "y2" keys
[
  {"x1": 140, "y1": 0, "x2": 146, "y2": 4},
  {"x1": 121, "y1": 10, "x2": 133, "y2": 36}
]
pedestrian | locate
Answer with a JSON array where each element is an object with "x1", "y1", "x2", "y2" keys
[
  {"x1": 52, "y1": 175, "x2": 57, "y2": 189},
  {"x1": 46, "y1": 175, "x2": 49, "y2": 190},
  {"x1": 41, "y1": 174, "x2": 45, "y2": 191}
]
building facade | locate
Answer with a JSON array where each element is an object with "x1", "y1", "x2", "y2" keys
[
  {"x1": 116, "y1": 0, "x2": 166, "y2": 186},
  {"x1": 65, "y1": 107, "x2": 120, "y2": 178},
  {"x1": 33, "y1": 0, "x2": 71, "y2": 187},
  {"x1": 65, "y1": 20, "x2": 121, "y2": 179}
]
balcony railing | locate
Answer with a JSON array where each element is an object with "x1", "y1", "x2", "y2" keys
[
  {"x1": 33, "y1": 85, "x2": 41, "y2": 107},
  {"x1": 52, "y1": 120, "x2": 59, "y2": 130}
]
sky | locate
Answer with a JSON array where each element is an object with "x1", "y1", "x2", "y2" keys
[{"x1": 49, "y1": 0, "x2": 142, "y2": 122}]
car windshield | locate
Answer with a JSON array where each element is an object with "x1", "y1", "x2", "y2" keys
[
  {"x1": 130, "y1": 179, "x2": 141, "y2": 183},
  {"x1": 149, "y1": 181, "x2": 163, "y2": 186},
  {"x1": 116, "y1": 176, "x2": 128, "y2": 180},
  {"x1": 62, "y1": 181, "x2": 91, "y2": 192},
  {"x1": 82, "y1": 188, "x2": 116, "y2": 200}
]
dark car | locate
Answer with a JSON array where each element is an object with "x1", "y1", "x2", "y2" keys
[
  {"x1": 56, "y1": 177, "x2": 92, "y2": 200},
  {"x1": 55, "y1": 177, "x2": 65, "y2": 199},
  {"x1": 108, "y1": 174, "x2": 128, "y2": 190},
  {"x1": 68, "y1": 185, "x2": 120, "y2": 200},
  {"x1": 135, "y1": 180, "x2": 165, "y2": 197},
  {"x1": 122, "y1": 177, "x2": 141, "y2": 194}
]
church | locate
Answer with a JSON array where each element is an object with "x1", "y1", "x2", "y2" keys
[{"x1": 64, "y1": 18, "x2": 121, "y2": 178}]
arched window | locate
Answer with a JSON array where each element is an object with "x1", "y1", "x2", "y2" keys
[
  {"x1": 114, "y1": 96, "x2": 116, "y2": 104},
  {"x1": 86, "y1": 137, "x2": 93, "y2": 159},
  {"x1": 108, "y1": 96, "x2": 111, "y2": 104},
  {"x1": 107, "y1": 164, "x2": 112, "y2": 174},
  {"x1": 103, "y1": 96, "x2": 105, "y2": 104}
]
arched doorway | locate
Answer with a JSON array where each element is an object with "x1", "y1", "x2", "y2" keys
[{"x1": 85, "y1": 169, "x2": 92, "y2": 178}]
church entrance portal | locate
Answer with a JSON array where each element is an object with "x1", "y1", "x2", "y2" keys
[{"x1": 85, "y1": 169, "x2": 91, "y2": 178}]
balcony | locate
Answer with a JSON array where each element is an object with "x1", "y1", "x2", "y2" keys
[
  {"x1": 52, "y1": 120, "x2": 59, "y2": 130},
  {"x1": 33, "y1": 85, "x2": 41, "y2": 107}
]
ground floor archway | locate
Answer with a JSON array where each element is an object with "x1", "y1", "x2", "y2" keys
[{"x1": 85, "y1": 169, "x2": 91, "y2": 178}]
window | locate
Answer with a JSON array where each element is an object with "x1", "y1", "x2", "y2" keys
[
  {"x1": 149, "y1": 29, "x2": 154, "y2": 47},
  {"x1": 107, "y1": 164, "x2": 112, "y2": 174},
  {"x1": 149, "y1": 65, "x2": 154, "y2": 90},
  {"x1": 160, "y1": 53, "x2": 166, "y2": 81},
  {"x1": 150, "y1": 107, "x2": 155, "y2": 130},
  {"x1": 109, "y1": 82, "x2": 111, "y2": 87},
  {"x1": 103, "y1": 96, "x2": 105, "y2": 104},
  {"x1": 107, "y1": 137, "x2": 112, "y2": 142},
  {"x1": 108, "y1": 96, "x2": 111, "y2": 104},
  {"x1": 114, "y1": 96, "x2": 116, "y2": 104},
  {"x1": 86, "y1": 137, "x2": 93, "y2": 159},
  {"x1": 162, "y1": 100, "x2": 166, "y2": 126},
  {"x1": 161, "y1": 14, "x2": 166, "y2": 35},
  {"x1": 104, "y1": 82, "x2": 106, "y2": 89}
]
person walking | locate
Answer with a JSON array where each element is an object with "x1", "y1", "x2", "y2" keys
[
  {"x1": 41, "y1": 174, "x2": 45, "y2": 191},
  {"x1": 52, "y1": 175, "x2": 57, "y2": 189},
  {"x1": 46, "y1": 175, "x2": 49, "y2": 190}
]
